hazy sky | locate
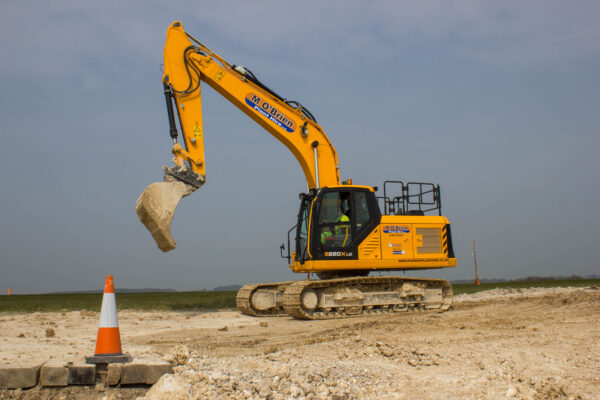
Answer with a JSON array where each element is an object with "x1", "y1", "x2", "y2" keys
[{"x1": 1, "y1": 1, "x2": 599, "y2": 293}]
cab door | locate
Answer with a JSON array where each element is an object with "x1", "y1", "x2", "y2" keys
[{"x1": 311, "y1": 187, "x2": 380, "y2": 260}]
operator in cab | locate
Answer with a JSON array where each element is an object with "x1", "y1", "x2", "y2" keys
[{"x1": 320, "y1": 193, "x2": 351, "y2": 247}]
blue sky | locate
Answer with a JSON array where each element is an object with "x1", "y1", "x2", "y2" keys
[{"x1": 1, "y1": 1, "x2": 599, "y2": 293}]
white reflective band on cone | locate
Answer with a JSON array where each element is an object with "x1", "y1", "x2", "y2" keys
[{"x1": 98, "y1": 293, "x2": 119, "y2": 328}]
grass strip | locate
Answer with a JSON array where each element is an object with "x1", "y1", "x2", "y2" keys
[
  {"x1": 0, "y1": 291, "x2": 238, "y2": 313},
  {"x1": 1, "y1": 279, "x2": 598, "y2": 313}
]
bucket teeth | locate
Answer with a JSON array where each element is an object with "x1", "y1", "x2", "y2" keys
[{"x1": 135, "y1": 180, "x2": 197, "y2": 252}]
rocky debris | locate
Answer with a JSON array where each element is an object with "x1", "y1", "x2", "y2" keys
[
  {"x1": 141, "y1": 345, "x2": 403, "y2": 399},
  {"x1": 164, "y1": 345, "x2": 190, "y2": 366},
  {"x1": 45, "y1": 328, "x2": 55, "y2": 338},
  {"x1": 139, "y1": 374, "x2": 191, "y2": 400}
]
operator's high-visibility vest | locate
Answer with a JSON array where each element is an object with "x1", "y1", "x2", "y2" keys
[
  {"x1": 321, "y1": 214, "x2": 350, "y2": 245},
  {"x1": 336, "y1": 214, "x2": 350, "y2": 246}
]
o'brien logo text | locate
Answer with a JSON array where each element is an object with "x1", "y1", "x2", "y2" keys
[
  {"x1": 383, "y1": 225, "x2": 410, "y2": 234},
  {"x1": 245, "y1": 93, "x2": 297, "y2": 132}
]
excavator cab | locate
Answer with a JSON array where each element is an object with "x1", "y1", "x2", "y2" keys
[
  {"x1": 295, "y1": 186, "x2": 381, "y2": 264},
  {"x1": 285, "y1": 181, "x2": 455, "y2": 275}
]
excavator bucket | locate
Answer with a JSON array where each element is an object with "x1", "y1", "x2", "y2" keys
[{"x1": 135, "y1": 180, "x2": 197, "y2": 252}]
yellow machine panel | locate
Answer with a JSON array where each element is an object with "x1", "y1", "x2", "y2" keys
[
  {"x1": 357, "y1": 227, "x2": 382, "y2": 260},
  {"x1": 380, "y1": 216, "x2": 450, "y2": 260},
  {"x1": 380, "y1": 222, "x2": 414, "y2": 260}
]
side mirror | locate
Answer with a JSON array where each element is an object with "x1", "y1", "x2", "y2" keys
[{"x1": 280, "y1": 243, "x2": 291, "y2": 263}]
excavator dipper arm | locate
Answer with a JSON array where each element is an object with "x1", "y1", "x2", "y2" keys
[{"x1": 137, "y1": 21, "x2": 341, "y2": 251}]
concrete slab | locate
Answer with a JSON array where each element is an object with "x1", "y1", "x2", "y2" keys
[
  {"x1": 107, "y1": 363, "x2": 122, "y2": 386},
  {"x1": 0, "y1": 364, "x2": 41, "y2": 389},
  {"x1": 120, "y1": 358, "x2": 173, "y2": 385},
  {"x1": 39, "y1": 359, "x2": 68, "y2": 387},
  {"x1": 68, "y1": 361, "x2": 96, "y2": 385}
]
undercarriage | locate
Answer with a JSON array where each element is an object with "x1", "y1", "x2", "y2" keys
[{"x1": 236, "y1": 276, "x2": 453, "y2": 320}]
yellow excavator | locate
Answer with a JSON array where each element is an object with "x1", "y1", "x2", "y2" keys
[{"x1": 136, "y1": 22, "x2": 457, "y2": 320}]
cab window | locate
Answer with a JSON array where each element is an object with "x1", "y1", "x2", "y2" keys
[
  {"x1": 354, "y1": 191, "x2": 371, "y2": 232},
  {"x1": 317, "y1": 191, "x2": 352, "y2": 249}
]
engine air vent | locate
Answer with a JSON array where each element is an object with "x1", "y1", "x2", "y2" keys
[{"x1": 416, "y1": 228, "x2": 442, "y2": 254}]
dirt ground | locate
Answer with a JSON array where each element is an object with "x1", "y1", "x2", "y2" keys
[{"x1": 1, "y1": 286, "x2": 598, "y2": 399}]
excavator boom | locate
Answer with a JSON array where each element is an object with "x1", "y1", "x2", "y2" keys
[{"x1": 137, "y1": 21, "x2": 340, "y2": 251}]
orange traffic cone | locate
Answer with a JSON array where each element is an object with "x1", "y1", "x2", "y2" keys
[{"x1": 85, "y1": 275, "x2": 131, "y2": 364}]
